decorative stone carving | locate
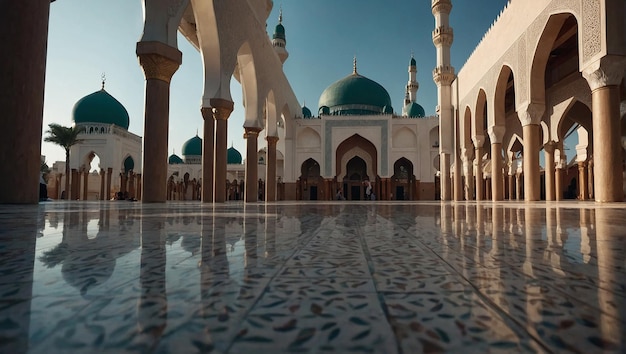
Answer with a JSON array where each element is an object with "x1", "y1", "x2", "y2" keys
[
  {"x1": 582, "y1": 56, "x2": 626, "y2": 91},
  {"x1": 517, "y1": 102, "x2": 545, "y2": 126},
  {"x1": 210, "y1": 98, "x2": 234, "y2": 121},
  {"x1": 433, "y1": 65, "x2": 456, "y2": 86},
  {"x1": 137, "y1": 53, "x2": 180, "y2": 83},
  {"x1": 431, "y1": 0, "x2": 452, "y2": 15},
  {"x1": 488, "y1": 125, "x2": 506, "y2": 143},
  {"x1": 582, "y1": 0, "x2": 602, "y2": 63}
]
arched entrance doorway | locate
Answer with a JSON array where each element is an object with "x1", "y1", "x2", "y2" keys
[
  {"x1": 299, "y1": 158, "x2": 321, "y2": 200},
  {"x1": 336, "y1": 134, "x2": 378, "y2": 200},
  {"x1": 391, "y1": 158, "x2": 415, "y2": 200}
]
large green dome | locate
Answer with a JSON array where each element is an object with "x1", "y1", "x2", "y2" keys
[
  {"x1": 318, "y1": 70, "x2": 392, "y2": 116},
  {"x1": 182, "y1": 135, "x2": 202, "y2": 156},
  {"x1": 227, "y1": 147, "x2": 242, "y2": 164},
  {"x1": 73, "y1": 89, "x2": 130, "y2": 130}
]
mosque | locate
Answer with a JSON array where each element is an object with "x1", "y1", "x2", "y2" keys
[
  {"x1": 46, "y1": 11, "x2": 439, "y2": 202},
  {"x1": 3, "y1": 0, "x2": 625, "y2": 205}
]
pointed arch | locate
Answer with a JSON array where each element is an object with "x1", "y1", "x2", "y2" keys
[
  {"x1": 493, "y1": 65, "x2": 515, "y2": 127},
  {"x1": 392, "y1": 127, "x2": 417, "y2": 148},
  {"x1": 237, "y1": 42, "x2": 261, "y2": 127},
  {"x1": 296, "y1": 127, "x2": 321, "y2": 148},
  {"x1": 336, "y1": 134, "x2": 378, "y2": 180},
  {"x1": 474, "y1": 89, "x2": 488, "y2": 138}
]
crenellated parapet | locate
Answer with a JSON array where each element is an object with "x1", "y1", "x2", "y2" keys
[{"x1": 431, "y1": 0, "x2": 452, "y2": 15}]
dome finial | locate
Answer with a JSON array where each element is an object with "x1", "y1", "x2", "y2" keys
[
  {"x1": 353, "y1": 56, "x2": 358, "y2": 75},
  {"x1": 278, "y1": 5, "x2": 283, "y2": 24},
  {"x1": 101, "y1": 72, "x2": 106, "y2": 90}
]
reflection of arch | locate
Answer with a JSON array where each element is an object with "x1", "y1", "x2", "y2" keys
[{"x1": 336, "y1": 134, "x2": 377, "y2": 180}]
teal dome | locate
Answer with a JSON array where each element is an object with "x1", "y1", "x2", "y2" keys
[
  {"x1": 73, "y1": 89, "x2": 130, "y2": 130},
  {"x1": 182, "y1": 135, "x2": 202, "y2": 156},
  {"x1": 405, "y1": 102, "x2": 426, "y2": 118},
  {"x1": 169, "y1": 153, "x2": 183, "y2": 164},
  {"x1": 410, "y1": 57, "x2": 416, "y2": 66},
  {"x1": 302, "y1": 105, "x2": 312, "y2": 118},
  {"x1": 318, "y1": 72, "x2": 392, "y2": 116},
  {"x1": 227, "y1": 147, "x2": 242, "y2": 164}
]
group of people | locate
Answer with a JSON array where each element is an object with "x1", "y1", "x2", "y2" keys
[{"x1": 335, "y1": 180, "x2": 375, "y2": 201}]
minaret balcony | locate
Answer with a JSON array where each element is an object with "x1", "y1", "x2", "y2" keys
[
  {"x1": 432, "y1": 65, "x2": 456, "y2": 86},
  {"x1": 432, "y1": 26, "x2": 453, "y2": 46}
]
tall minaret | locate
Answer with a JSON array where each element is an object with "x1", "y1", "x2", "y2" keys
[
  {"x1": 272, "y1": 8, "x2": 289, "y2": 64},
  {"x1": 407, "y1": 54, "x2": 419, "y2": 103},
  {"x1": 432, "y1": 0, "x2": 456, "y2": 201}
]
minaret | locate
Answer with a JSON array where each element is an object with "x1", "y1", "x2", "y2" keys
[
  {"x1": 272, "y1": 8, "x2": 289, "y2": 64},
  {"x1": 407, "y1": 54, "x2": 419, "y2": 103},
  {"x1": 432, "y1": 0, "x2": 456, "y2": 201}
]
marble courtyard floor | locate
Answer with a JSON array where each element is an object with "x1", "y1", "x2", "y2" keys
[{"x1": 0, "y1": 200, "x2": 624, "y2": 353}]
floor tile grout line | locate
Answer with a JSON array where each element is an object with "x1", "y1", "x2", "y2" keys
[{"x1": 414, "y1": 233, "x2": 556, "y2": 354}]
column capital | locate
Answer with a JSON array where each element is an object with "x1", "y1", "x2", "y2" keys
[
  {"x1": 136, "y1": 41, "x2": 182, "y2": 83},
  {"x1": 243, "y1": 127, "x2": 262, "y2": 139},
  {"x1": 200, "y1": 107, "x2": 214, "y2": 121},
  {"x1": 472, "y1": 135, "x2": 485, "y2": 149},
  {"x1": 543, "y1": 141, "x2": 556, "y2": 154},
  {"x1": 517, "y1": 102, "x2": 545, "y2": 126},
  {"x1": 582, "y1": 55, "x2": 626, "y2": 91},
  {"x1": 210, "y1": 99, "x2": 234, "y2": 120},
  {"x1": 266, "y1": 136, "x2": 279, "y2": 145},
  {"x1": 487, "y1": 125, "x2": 506, "y2": 143}
]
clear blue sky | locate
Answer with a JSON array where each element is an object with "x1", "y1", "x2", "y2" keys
[{"x1": 41, "y1": 0, "x2": 510, "y2": 166}]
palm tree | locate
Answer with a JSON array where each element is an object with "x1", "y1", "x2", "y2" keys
[{"x1": 44, "y1": 124, "x2": 84, "y2": 199}]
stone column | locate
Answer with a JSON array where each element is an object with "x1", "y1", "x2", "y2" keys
[
  {"x1": 473, "y1": 135, "x2": 485, "y2": 201},
  {"x1": 578, "y1": 161, "x2": 588, "y2": 200},
  {"x1": 129, "y1": 172, "x2": 136, "y2": 199},
  {"x1": 136, "y1": 41, "x2": 182, "y2": 203},
  {"x1": 244, "y1": 127, "x2": 261, "y2": 203},
  {"x1": 544, "y1": 142, "x2": 556, "y2": 201},
  {"x1": 508, "y1": 173, "x2": 514, "y2": 200},
  {"x1": 82, "y1": 168, "x2": 89, "y2": 200},
  {"x1": 99, "y1": 169, "x2": 105, "y2": 200},
  {"x1": 266, "y1": 136, "x2": 279, "y2": 202},
  {"x1": 515, "y1": 173, "x2": 522, "y2": 200},
  {"x1": 136, "y1": 174, "x2": 142, "y2": 200},
  {"x1": 587, "y1": 158, "x2": 594, "y2": 200},
  {"x1": 463, "y1": 156, "x2": 475, "y2": 200},
  {"x1": 440, "y1": 153, "x2": 451, "y2": 201},
  {"x1": 518, "y1": 103, "x2": 544, "y2": 201},
  {"x1": 106, "y1": 168, "x2": 113, "y2": 200},
  {"x1": 0, "y1": 1, "x2": 50, "y2": 203},
  {"x1": 489, "y1": 126, "x2": 505, "y2": 201},
  {"x1": 71, "y1": 169, "x2": 78, "y2": 200},
  {"x1": 211, "y1": 99, "x2": 234, "y2": 203},
  {"x1": 201, "y1": 107, "x2": 214, "y2": 203},
  {"x1": 583, "y1": 57, "x2": 625, "y2": 202}
]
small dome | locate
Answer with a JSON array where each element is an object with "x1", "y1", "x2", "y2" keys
[
  {"x1": 410, "y1": 57, "x2": 416, "y2": 67},
  {"x1": 318, "y1": 71, "x2": 392, "y2": 116},
  {"x1": 228, "y1": 147, "x2": 242, "y2": 164},
  {"x1": 273, "y1": 23, "x2": 286, "y2": 42},
  {"x1": 73, "y1": 89, "x2": 130, "y2": 129},
  {"x1": 182, "y1": 135, "x2": 202, "y2": 156},
  {"x1": 302, "y1": 105, "x2": 312, "y2": 118},
  {"x1": 169, "y1": 153, "x2": 184, "y2": 164},
  {"x1": 405, "y1": 102, "x2": 426, "y2": 118}
]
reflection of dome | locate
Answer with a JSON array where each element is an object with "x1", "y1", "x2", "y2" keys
[
  {"x1": 169, "y1": 153, "x2": 184, "y2": 164},
  {"x1": 318, "y1": 64, "x2": 392, "y2": 116},
  {"x1": 73, "y1": 89, "x2": 130, "y2": 130},
  {"x1": 182, "y1": 135, "x2": 202, "y2": 156},
  {"x1": 302, "y1": 105, "x2": 312, "y2": 118},
  {"x1": 228, "y1": 146, "x2": 242, "y2": 164},
  {"x1": 405, "y1": 102, "x2": 426, "y2": 118}
]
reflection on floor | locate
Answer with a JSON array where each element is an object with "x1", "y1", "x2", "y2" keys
[{"x1": 0, "y1": 201, "x2": 624, "y2": 353}]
